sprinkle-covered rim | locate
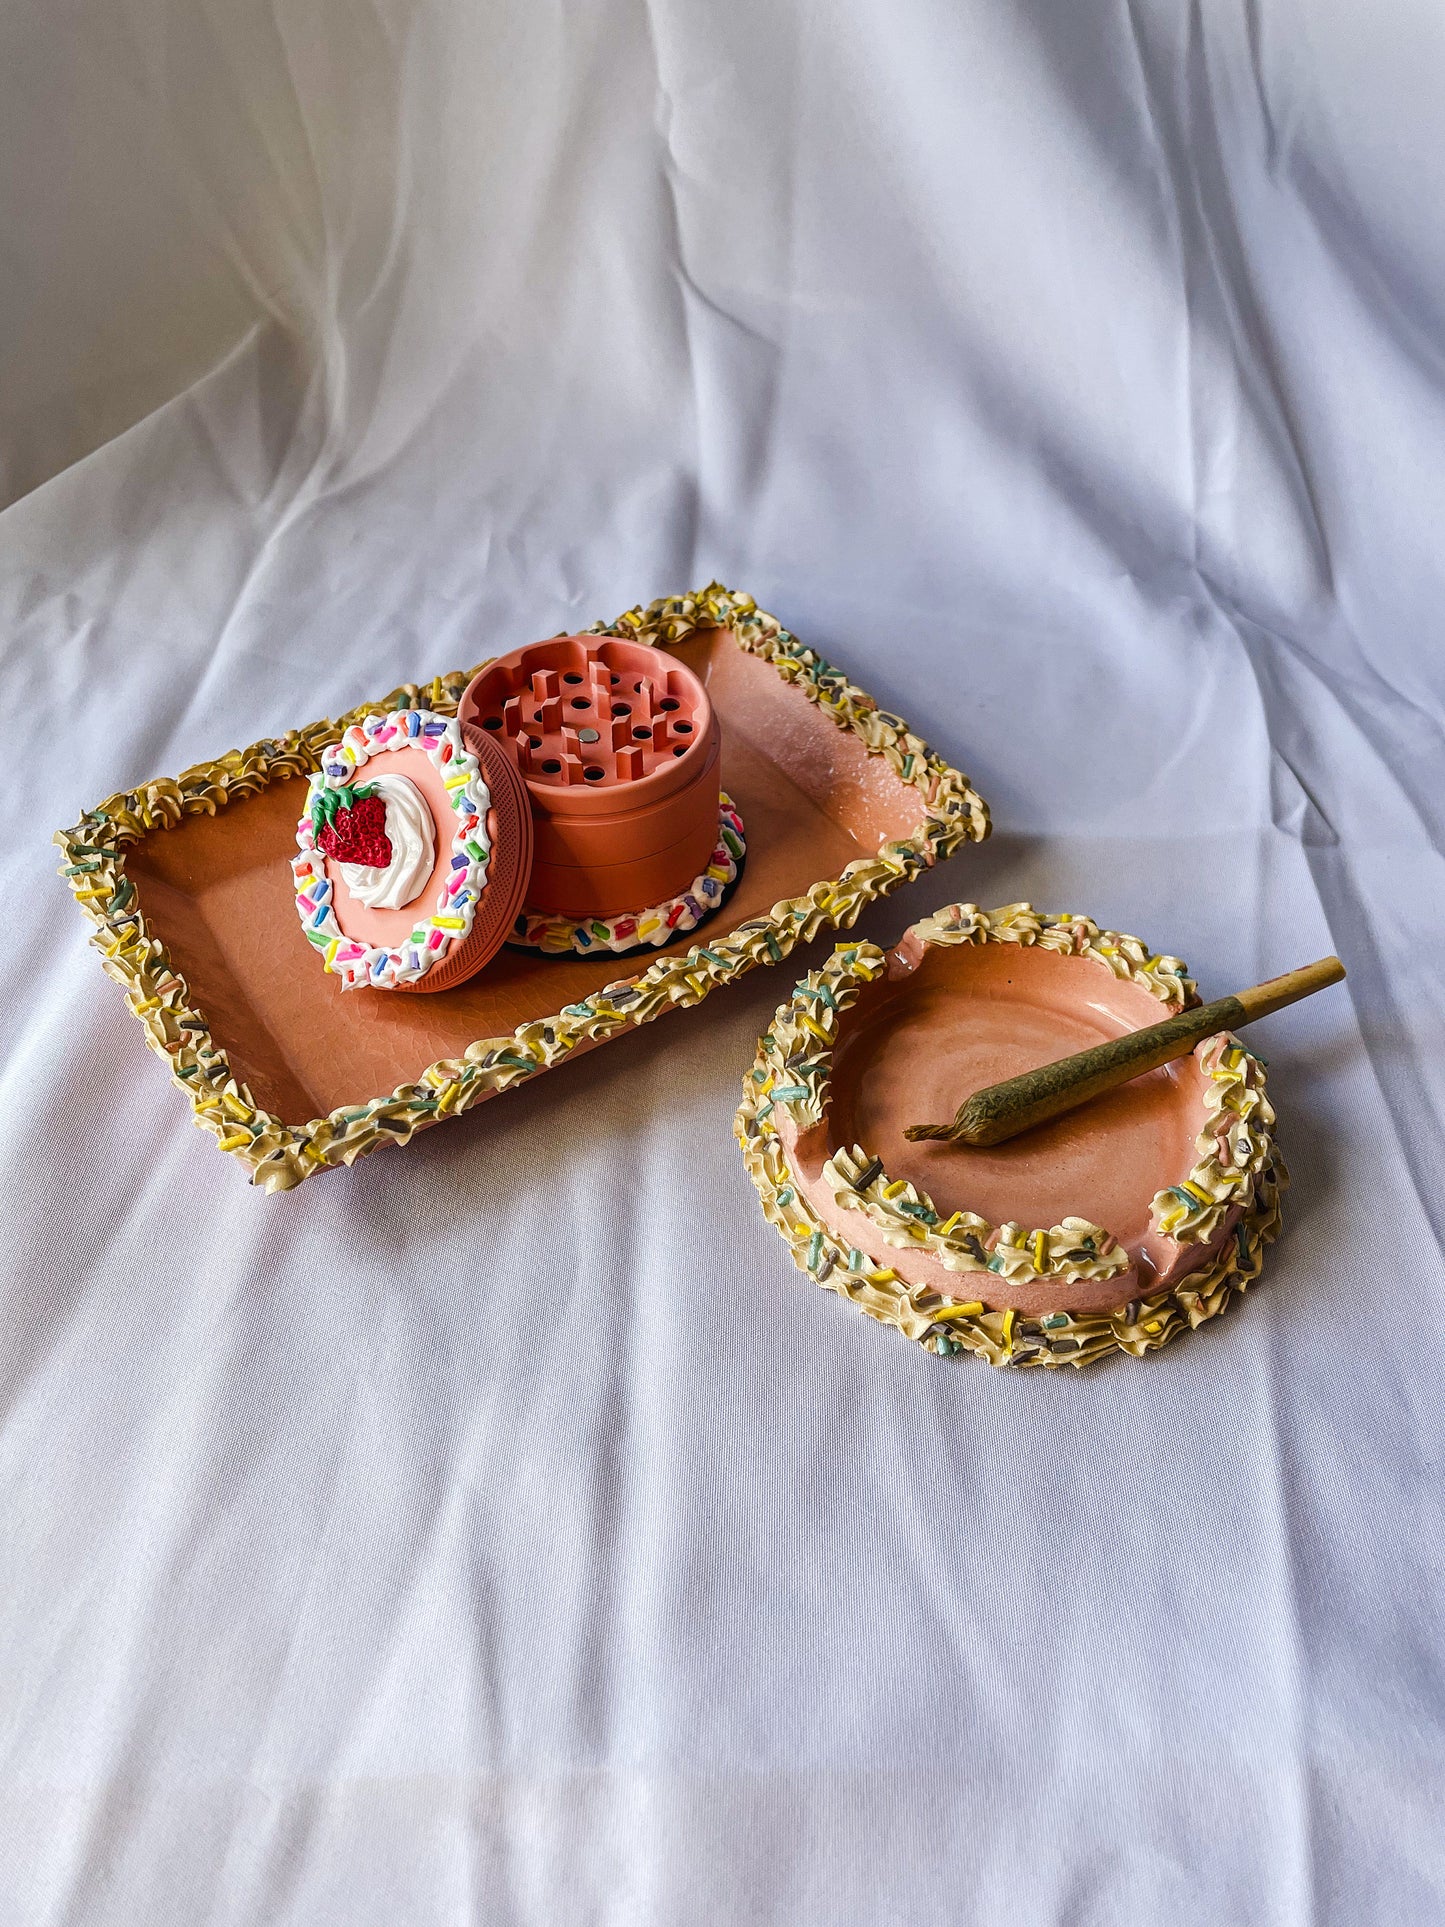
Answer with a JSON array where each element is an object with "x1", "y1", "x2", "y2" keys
[
  {"x1": 292, "y1": 709, "x2": 491, "y2": 990},
  {"x1": 54, "y1": 584, "x2": 991, "y2": 1190},
  {"x1": 509, "y1": 794, "x2": 745, "y2": 956},
  {"x1": 734, "y1": 903, "x2": 1286, "y2": 1368}
]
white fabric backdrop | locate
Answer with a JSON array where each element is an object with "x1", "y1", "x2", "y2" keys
[{"x1": 2, "y1": 2, "x2": 1443, "y2": 1920}]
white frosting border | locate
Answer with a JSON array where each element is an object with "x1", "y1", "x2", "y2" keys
[{"x1": 291, "y1": 709, "x2": 491, "y2": 991}]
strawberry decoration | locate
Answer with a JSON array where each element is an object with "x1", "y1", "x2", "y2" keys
[{"x1": 312, "y1": 784, "x2": 393, "y2": 869}]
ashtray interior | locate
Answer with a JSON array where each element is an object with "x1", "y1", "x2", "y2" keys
[{"x1": 828, "y1": 942, "x2": 1209, "y2": 1259}]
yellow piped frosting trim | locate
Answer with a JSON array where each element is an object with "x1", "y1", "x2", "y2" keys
[
  {"x1": 53, "y1": 584, "x2": 990, "y2": 1190},
  {"x1": 909, "y1": 900, "x2": 1196, "y2": 1006},
  {"x1": 822, "y1": 1142, "x2": 1129, "y2": 1284},
  {"x1": 1150, "y1": 1034, "x2": 1275, "y2": 1241}
]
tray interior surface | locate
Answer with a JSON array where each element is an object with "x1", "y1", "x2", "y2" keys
[{"x1": 125, "y1": 630, "x2": 931, "y2": 1122}]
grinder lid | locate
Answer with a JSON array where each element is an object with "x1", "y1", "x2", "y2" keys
[{"x1": 290, "y1": 707, "x2": 533, "y2": 993}]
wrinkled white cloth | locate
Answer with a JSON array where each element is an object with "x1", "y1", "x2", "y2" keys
[{"x1": 1, "y1": 2, "x2": 1442, "y2": 1922}]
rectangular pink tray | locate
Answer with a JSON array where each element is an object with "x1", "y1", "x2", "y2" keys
[{"x1": 56, "y1": 587, "x2": 989, "y2": 1188}]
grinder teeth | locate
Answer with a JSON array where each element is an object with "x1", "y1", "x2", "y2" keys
[{"x1": 487, "y1": 638, "x2": 700, "y2": 785}]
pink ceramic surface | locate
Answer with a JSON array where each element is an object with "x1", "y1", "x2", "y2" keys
[
  {"x1": 459, "y1": 635, "x2": 721, "y2": 917},
  {"x1": 780, "y1": 936, "x2": 1241, "y2": 1315}
]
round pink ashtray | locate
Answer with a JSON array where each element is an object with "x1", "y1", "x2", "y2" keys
[{"x1": 736, "y1": 904, "x2": 1283, "y2": 1367}]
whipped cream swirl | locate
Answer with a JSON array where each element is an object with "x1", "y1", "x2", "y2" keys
[{"x1": 338, "y1": 773, "x2": 435, "y2": 910}]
